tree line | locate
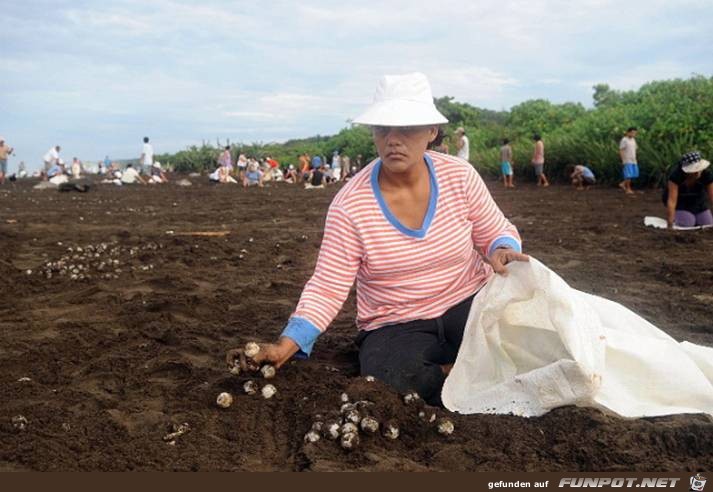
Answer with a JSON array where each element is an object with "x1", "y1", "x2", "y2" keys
[{"x1": 157, "y1": 75, "x2": 713, "y2": 185}]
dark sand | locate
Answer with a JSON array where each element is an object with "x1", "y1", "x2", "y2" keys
[{"x1": 1, "y1": 177, "x2": 711, "y2": 471}]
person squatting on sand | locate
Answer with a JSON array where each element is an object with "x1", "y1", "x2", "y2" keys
[
  {"x1": 569, "y1": 164, "x2": 596, "y2": 190},
  {"x1": 149, "y1": 161, "x2": 169, "y2": 184},
  {"x1": 121, "y1": 163, "x2": 147, "y2": 185},
  {"x1": 283, "y1": 164, "x2": 298, "y2": 183},
  {"x1": 303, "y1": 163, "x2": 326, "y2": 189},
  {"x1": 43, "y1": 145, "x2": 61, "y2": 175},
  {"x1": 663, "y1": 151, "x2": 713, "y2": 228},
  {"x1": 243, "y1": 158, "x2": 264, "y2": 188},
  {"x1": 227, "y1": 73, "x2": 528, "y2": 406}
]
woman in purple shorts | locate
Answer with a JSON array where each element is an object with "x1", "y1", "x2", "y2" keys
[{"x1": 663, "y1": 151, "x2": 713, "y2": 228}]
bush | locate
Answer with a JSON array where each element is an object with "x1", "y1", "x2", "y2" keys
[{"x1": 158, "y1": 75, "x2": 713, "y2": 184}]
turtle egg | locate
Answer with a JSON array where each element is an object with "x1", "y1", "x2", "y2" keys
[
  {"x1": 12, "y1": 415, "x2": 28, "y2": 432},
  {"x1": 260, "y1": 364, "x2": 276, "y2": 379},
  {"x1": 360, "y1": 416, "x2": 379, "y2": 433},
  {"x1": 229, "y1": 363, "x2": 241, "y2": 376},
  {"x1": 243, "y1": 380, "x2": 258, "y2": 395},
  {"x1": 437, "y1": 418, "x2": 455, "y2": 436},
  {"x1": 383, "y1": 421, "x2": 400, "y2": 440},
  {"x1": 244, "y1": 342, "x2": 260, "y2": 358},
  {"x1": 341, "y1": 422, "x2": 358, "y2": 435},
  {"x1": 261, "y1": 384, "x2": 277, "y2": 399},
  {"x1": 345, "y1": 409, "x2": 361, "y2": 425},
  {"x1": 340, "y1": 432, "x2": 360, "y2": 450},
  {"x1": 324, "y1": 420, "x2": 341, "y2": 440},
  {"x1": 340, "y1": 392, "x2": 350, "y2": 403},
  {"x1": 403, "y1": 392, "x2": 421, "y2": 405},
  {"x1": 304, "y1": 430, "x2": 321, "y2": 443},
  {"x1": 216, "y1": 392, "x2": 233, "y2": 408}
]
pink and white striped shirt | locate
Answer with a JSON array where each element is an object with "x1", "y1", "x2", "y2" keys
[{"x1": 281, "y1": 151, "x2": 521, "y2": 356}]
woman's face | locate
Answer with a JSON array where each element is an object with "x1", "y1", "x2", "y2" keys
[{"x1": 372, "y1": 125, "x2": 438, "y2": 173}]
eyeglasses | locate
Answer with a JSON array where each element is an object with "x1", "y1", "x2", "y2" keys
[{"x1": 371, "y1": 126, "x2": 431, "y2": 137}]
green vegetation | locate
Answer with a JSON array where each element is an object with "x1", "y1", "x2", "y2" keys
[{"x1": 158, "y1": 75, "x2": 713, "y2": 185}]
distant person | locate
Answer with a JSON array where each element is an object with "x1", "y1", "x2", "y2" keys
[
  {"x1": 18, "y1": 161, "x2": 27, "y2": 179},
  {"x1": 304, "y1": 165, "x2": 325, "y2": 189},
  {"x1": 569, "y1": 165, "x2": 596, "y2": 190},
  {"x1": 299, "y1": 153, "x2": 310, "y2": 176},
  {"x1": 532, "y1": 134, "x2": 549, "y2": 187},
  {"x1": 103, "y1": 155, "x2": 111, "y2": 174},
  {"x1": 149, "y1": 161, "x2": 169, "y2": 183},
  {"x1": 243, "y1": 158, "x2": 264, "y2": 187},
  {"x1": 141, "y1": 137, "x2": 154, "y2": 173},
  {"x1": 500, "y1": 139, "x2": 514, "y2": 188},
  {"x1": 341, "y1": 154, "x2": 351, "y2": 180},
  {"x1": 218, "y1": 146, "x2": 232, "y2": 172},
  {"x1": 236, "y1": 153, "x2": 247, "y2": 180},
  {"x1": 311, "y1": 155, "x2": 322, "y2": 170},
  {"x1": 331, "y1": 150, "x2": 342, "y2": 181},
  {"x1": 121, "y1": 163, "x2": 147, "y2": 185},
  {"x1": 284, "y1": 164, "x2": 298, "y2": 183},
  {"x1": 266, "y1": 155, "x2": 279, "y2": 169},
  {"x1": 355, "y1": 154, "x2": 364, "y2": 170},
  {"x1": 455, "y1": 127, "x2": 469, "y2": 161},
  {"x1": 47, "y1": 159, "x2": 68, "y2": 184},
  {"x1": 219, "y1": 164, "x2": 237, "y2": 183},
  {"x1": 619, "y1": 127, "x2": 638, "y2": 195},
  {"x1": 0, "y1": 136, "x2": 14, "y2": 185},
  {"x1": 663, "y1": 151, "x2": 713, "y2": 228},
  {"x1": 43, "y1": 145, "x2": 61, "y2": 173},
  {"x1": 344, "y1": 166, "x2": 358, "y2": 181},
  {"x1": 71, "y1": 157, "x2": 82, "y2": 179},
  {"x1": 428, "y1": 127, "x2": 448, "y2": 154},
  {"x1": 431, "y1": 128, "x2": 449, "y2": 154}
]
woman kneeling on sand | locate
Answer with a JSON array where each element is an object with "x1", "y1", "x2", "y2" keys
[
  {"x1": 663, "y1": 151, "x2": 713, "y2": 228},
  {"x1": 227, "y1": 73, "x2": 528, "y2": 405}
]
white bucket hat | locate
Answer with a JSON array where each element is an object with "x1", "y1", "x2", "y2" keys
[
  {"x1": 353, "y1": 72, "x2": 448, "y2": 127},
  {"x1": 680, "y1": 151, "x2": 710, "y2": 173}
]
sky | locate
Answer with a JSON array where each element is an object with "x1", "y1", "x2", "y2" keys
[{"x1": 2, "y1": 0, "x2": 712, "y2": 171}]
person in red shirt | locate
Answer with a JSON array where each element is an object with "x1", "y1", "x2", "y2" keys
[{"x1": 227, "y1": 73, "x2": 527, "y2": 405}]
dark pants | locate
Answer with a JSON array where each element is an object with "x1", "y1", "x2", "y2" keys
[{"x1": 356, "y1": 294, "x2": 475, "y2": 406}]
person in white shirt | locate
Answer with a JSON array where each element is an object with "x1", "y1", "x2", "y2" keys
[
  {"x1": 121, "y1": 164, "x2": 147, "y2": 185},
  {"x1": 43, "y1": 145, "x2": 61, "y2": 173},
  {"x1": 455, "y1": 127, "x2": 470, "y2": 162},
  {"x1": 141, "y1": 137, "x2": 154, "y2": 173},
  {"x1": 331, "y1": 150, "x2": 342, "y2": 181},
  {"x1": 71, "y1": 157, "x2": 82, "y2": 179}
]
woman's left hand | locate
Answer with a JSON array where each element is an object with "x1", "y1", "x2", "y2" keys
[{"x1": 489, "y1": 248, "x2": 530, "y2": 276}]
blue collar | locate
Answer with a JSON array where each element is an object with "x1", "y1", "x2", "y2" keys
[{"x1": 370, "y1": 153, "x2": 439, "y2": 239}]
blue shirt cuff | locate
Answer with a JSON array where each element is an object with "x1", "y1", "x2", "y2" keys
[
  {"x1": 488, "y1": 236, "x2": 522, "y2": 257},
  {"x1": 280, "y1": 316, "x2": 321, "y2": 359}
]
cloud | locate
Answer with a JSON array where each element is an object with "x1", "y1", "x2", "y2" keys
[{"x1": 2, "y1": 0, "x2": 712, "y2": 171}]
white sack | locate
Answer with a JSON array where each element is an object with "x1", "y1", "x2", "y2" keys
[
  {"x1": 442, "y1": 258, "x2": 713, "y2": 418},
  {"x1": 644, "y1": 216, "x2": 712, "y2": 230}
]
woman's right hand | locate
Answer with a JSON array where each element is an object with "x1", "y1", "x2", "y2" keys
[
  {"x1": 225, "y1": 336, "x2": 300, "y2": 371},
  {"x1": 252, "y1": 337, "x2": 300, "y2": 369}
]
